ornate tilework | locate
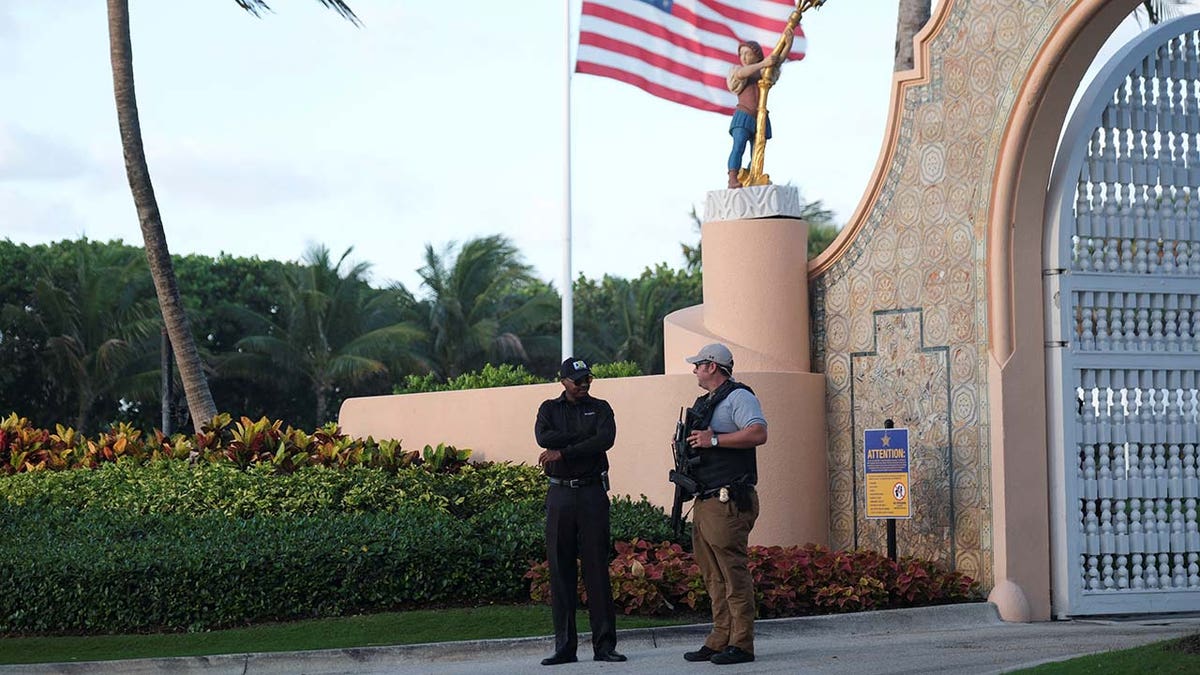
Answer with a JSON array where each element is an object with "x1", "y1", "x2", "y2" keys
[
  {"x1": 810, "y1": 0, "x2": 1077, "y2": 587},
  {"x1": 850, "y1": 309, "x2": 954, "y2": 564}
]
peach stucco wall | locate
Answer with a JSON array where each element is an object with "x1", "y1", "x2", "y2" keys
[
  {"x1": 339, "y1": 372, "x2": 828, "y2": 547},
  {"x1": 341, "y1": 210, "x2": 827, "y2": 548}
]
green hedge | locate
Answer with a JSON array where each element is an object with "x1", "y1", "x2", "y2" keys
[
  {"x1": 395, "y1": 364, "x2": 547, "y2": 394},
  {"x1": 0, "y1": 504, "x2": 481, "y2": 634},
  {"x1": 394, "y1": 361, "x2": 644, "y2": 394},
  {"x1": 0, "y1": 460, "x2": 546, "y2": 519},
  {"x1": 0, "y1": 461, "x2": 685, "y2": 635}
]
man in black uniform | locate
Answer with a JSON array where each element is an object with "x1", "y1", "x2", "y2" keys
[{"x1": 535, "y1": 357, "x2": 625, "y2": 666}]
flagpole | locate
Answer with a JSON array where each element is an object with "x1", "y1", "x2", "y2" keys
[{"x1": 561, "y1": 0, "x2": 574, "y2": 361}]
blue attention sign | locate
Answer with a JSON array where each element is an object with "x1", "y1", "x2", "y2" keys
[
  {"x1": 863, "y1": 428, "x2": 909, "y2": 473},
  {"x1": 863, "y1": 428, "x2": 910, "y2": 519}
]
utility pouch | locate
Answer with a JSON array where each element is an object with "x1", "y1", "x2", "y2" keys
[{"x1": 730, "y1": 483, "x2": 753, "y2": 512}]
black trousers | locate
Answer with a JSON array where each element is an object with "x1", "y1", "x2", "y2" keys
[{"x1": 545, "y1": 483, "x2": 617, "y2": 657}]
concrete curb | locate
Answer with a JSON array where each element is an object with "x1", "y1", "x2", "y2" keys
[{"x1": 2, "y1": 602, "x2": 1000, "y2": 674}]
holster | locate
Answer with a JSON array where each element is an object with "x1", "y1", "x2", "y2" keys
[{"x1": 729, "y1": 482, "x2": 754, "y2": 512}]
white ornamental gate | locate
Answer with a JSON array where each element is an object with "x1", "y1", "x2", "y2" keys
[{"x1": 1045, "y1": 15, "x2": 1200, "y2": 617}]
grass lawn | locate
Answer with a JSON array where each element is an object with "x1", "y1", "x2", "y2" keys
[
  {"x1": 1012, "y1": 633, "x2": 1200, "y2": 674},
  {"x1": 0, "y1": 604, "x2": 701, "y2": 665}
]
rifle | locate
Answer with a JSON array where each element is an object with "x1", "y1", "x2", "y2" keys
[{"x1": 668, "y1": 407, "x2": 701, "y2": 536}]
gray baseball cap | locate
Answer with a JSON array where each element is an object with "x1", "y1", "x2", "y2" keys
[{"x1": 685, "y1": 343, "x2": 734, "y2": 369}]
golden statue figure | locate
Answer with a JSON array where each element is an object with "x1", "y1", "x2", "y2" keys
[{"x1": 726, "y1": 0, "x2": 827, "y2": 189}]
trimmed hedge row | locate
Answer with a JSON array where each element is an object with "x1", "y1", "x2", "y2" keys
[
  {"x1": 0, "y1": 504, "x2": 480, "y2": 633},
  {"x1": 0, "y1": 459, "x2": 687, "y2": 635},
  {"x1": 394, "y1": 361, "x2": 644, "y2": 395},
  {"x1": 0, "y1": 460, "x2": 546, "y2": 519}
]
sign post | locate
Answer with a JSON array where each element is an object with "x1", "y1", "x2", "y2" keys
[{"x1": 864, "y1": 419, "x2": 910, "y2": 561}]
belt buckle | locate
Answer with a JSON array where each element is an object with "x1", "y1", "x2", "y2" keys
[{"x1": 567, "y1": 478, "x2": 582, "y2": 488}]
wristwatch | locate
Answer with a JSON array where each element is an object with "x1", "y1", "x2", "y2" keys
[{"x1": 710, "y1": 433, "x2": 719, "y2": 447}]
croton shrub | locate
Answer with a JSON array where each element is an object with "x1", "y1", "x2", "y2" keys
[
  {"x1": 0, "y1": 412, "x2": 468, "y2": 475},
  {"x1": 527, "y1": 539, "x2": 981, "y2": 617}
]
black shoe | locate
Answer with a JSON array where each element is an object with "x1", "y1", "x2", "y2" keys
[
  {"x1": 683, "y1": 645, "x2": 720, "y2": 662},
  {"x1": 710, "y1": 646, "x2": 755, "y2": 665},
  {"x1": 594, "y1": 651, "x2": 627, "y2": 662},
  {"x1": 541, "y1": 653, "x2": 578, "y2": 666}
]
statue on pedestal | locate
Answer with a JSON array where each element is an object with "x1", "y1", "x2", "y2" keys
[{"x1": 726, "y1": 0, "x2": 828, "y2": 189}]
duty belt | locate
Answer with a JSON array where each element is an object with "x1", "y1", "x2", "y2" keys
[
  {"x1": 697, "y1": 483, "x2": 756, "y2": 501},
  {"x1": 548, "y1": 473, "x2": 603, "y2": 488}
]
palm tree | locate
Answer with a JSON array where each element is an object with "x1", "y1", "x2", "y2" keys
[
  {"x1": 224, "y1": 245, "x2": 421, "y2": 425},
  {"x1": 104, "y1": 0, "x2": 358, "y2": 431},
  {"x1": 16, "y1": 242, "x2": 159, "y2": 432},
  {"x1": 578, "y1": 266, "x2": 701, "y2": 375},
  {"x1": 412, "y1": 235, "x2": 559, "y2": 379},
  {"x1": 894, "y1": 0, "x2": 932, "y2": 71}
]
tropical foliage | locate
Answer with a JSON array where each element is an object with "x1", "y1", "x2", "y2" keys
[
  {"x1": 526, "y1": 540, "x2": 980, "y2": 617},
  {"x1": 574, "y1": 265, "x2": 701, "y2": 375},
  {"x1": 408, "y1": 235, "x2": 558, "y2": 379},
  {"x1": 0, "y1": 234, "x2": 706, "y2": 431},
  {"x1": 2, "y1": 241, "x2": 158, "y2": 432},
  {"x1": 223, "y1": 245, "x2": 421, "y2": 423},
  {"x1": 0, "y1": 423, "x2": 979, "y2": 635}
]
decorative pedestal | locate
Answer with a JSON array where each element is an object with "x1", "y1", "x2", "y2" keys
[{"x1": 704, "y1": 184, "x2": 804, "y2": 222}]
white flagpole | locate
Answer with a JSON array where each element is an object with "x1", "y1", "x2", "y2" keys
[{"x1": 561, "y1": 0, "x2": 574, "y2": 361}]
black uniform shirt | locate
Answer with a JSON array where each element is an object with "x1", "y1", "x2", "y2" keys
[{"x1": 534, "y1": 393, "x2": 616, "y2": 480}]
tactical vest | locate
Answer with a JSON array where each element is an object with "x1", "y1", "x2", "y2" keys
[{"x1": 687, "y1": 379, "x2": 758, "y2": 489}]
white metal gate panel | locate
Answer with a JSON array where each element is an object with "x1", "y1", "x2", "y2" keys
[{"x1": 1045, "y1": 16, "x2": 1200, "y2": 617}]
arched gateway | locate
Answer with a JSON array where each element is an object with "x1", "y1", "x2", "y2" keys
[
  {"x1": 814, "y1": 0, "x2": 1196, "y2": 621},
  {"x1": 1044, "y1": 15, "x2": 1200, "y2": 616}
]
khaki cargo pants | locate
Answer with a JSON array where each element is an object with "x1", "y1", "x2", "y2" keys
[{"x1": 692, "y1": 488, "x2": 759, "y2": 654}]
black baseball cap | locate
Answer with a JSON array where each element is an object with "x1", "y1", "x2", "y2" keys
[{"x1": 559, "y1": 357, "x2": 592, "y2": 382}]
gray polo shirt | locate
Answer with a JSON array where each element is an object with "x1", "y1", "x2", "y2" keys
[{"x1": 708, "y1": 386, "x2": 767, "y2": 434}]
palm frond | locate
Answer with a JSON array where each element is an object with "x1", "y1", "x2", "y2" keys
[
  {"x1": 232, "y1": 0, "x2": 361, "y2": 26},
  {"x1": 326, "y1": 354, "x2": 388, "y2": 382}
]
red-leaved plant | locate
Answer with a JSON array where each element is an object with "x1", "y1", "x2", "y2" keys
[{"x1": 528, "y1": 541, "x2": 981, "y2": 618}]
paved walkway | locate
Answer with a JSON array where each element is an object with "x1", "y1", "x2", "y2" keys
[{"x1": 8, "y1": 604, "x2": 1200, "y2": 674}]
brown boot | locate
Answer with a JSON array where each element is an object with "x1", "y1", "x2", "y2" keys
[{"x1": 727, "y1": 169, "x2": 741, "y2": 189}]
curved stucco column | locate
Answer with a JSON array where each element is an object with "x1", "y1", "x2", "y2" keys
[
  {"x1": 701, "y1": 216, "x2": 810, "y2": 373},
  {"x1": 665, "y1": 184, "x2": 810, "y2": 375}
]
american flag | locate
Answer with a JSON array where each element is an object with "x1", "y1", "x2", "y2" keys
[{"x1": 575, "y1": 0, "x2": 808, "y2": 115}]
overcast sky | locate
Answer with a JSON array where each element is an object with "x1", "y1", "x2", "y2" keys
[{"x1": 0, "y1": 1, "x2": 1149, "y2": 293}]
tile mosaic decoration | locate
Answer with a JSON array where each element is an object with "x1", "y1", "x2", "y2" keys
[
  {"x1": 811, "y1": 0, "x2": 1076, "y2": 587},
  {"x1": 851, "y1": 309, "x2": 953, "y2": 565}
]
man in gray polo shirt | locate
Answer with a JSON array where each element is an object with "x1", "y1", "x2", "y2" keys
[{"x1": 680, "y1": 343, "x2": 767, "y2": 666}]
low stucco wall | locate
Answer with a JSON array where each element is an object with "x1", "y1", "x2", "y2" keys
[{"x1": 339, "y1": 372, "x2": 828, "y2": 547}]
